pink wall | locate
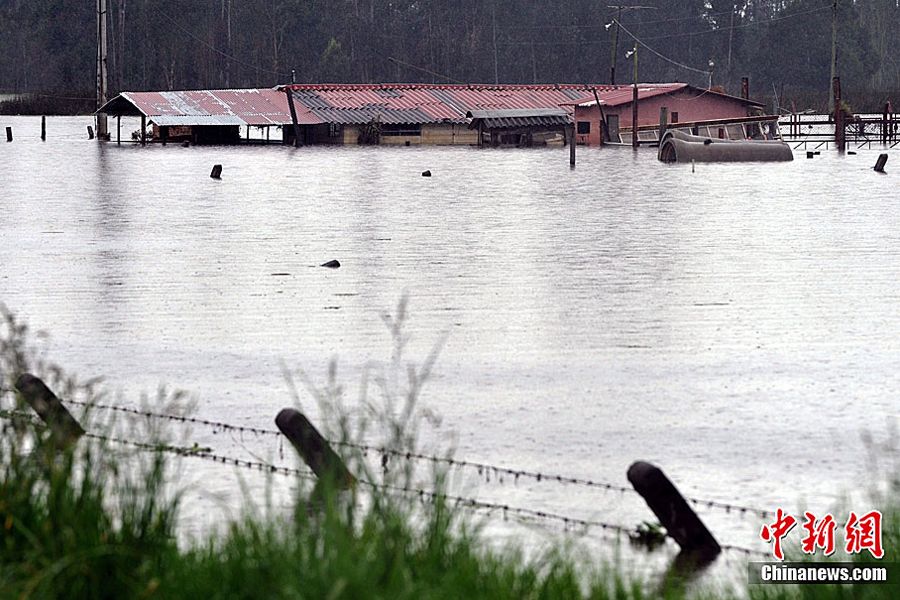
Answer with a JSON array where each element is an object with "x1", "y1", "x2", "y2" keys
[{"x1": 574, "y1": 89, "x2": 756, "y2": 146}]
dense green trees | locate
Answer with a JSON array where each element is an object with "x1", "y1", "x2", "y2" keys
[{"x1": 0, "y1": 1, "x2": 896, "y2": 109}]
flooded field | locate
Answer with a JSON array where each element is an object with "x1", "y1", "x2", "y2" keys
[{"x1": 1, "y1": 116, "x2": 898, "y2": 566}]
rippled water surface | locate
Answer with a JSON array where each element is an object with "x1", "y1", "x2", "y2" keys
[{"x1": 1, "y1": 116, "x2": 898, "y2": 568}]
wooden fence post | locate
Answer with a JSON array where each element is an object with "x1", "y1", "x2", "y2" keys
[
  {"x1": 627, "y1": 461, "x2": 721, "y2": 559},
  {"x1": 658, "y1": 107, "x2": 668, "y2": 143},
  {"x1": 568, "y1": 125, "x2": 576, "y2": 166},
  {"x1": 832, "y1": 77, "x2": 845, "y2": 153},
  {"x1": 275, "y1": 408, "x2": 355, "y2": 489},
  {"x1": 14, "y1": 374, "x2": 85, "y2": 445}
]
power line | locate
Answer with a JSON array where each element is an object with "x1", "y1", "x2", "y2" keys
[
  {"x1": 147, "y1": 7, "x2": 292, "y2": 79},
  {"x1": 386, "y1": 56, "x2": 464, "y2": 84},
  {"x1": 638, "y1": 3, "x2": 833, "y2": 42},
  {"x1": 613, "y1": 19, "x2": 711, "y2": 76}
]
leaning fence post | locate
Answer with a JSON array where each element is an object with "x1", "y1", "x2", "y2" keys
[
  {"x1": 627, "y1": 461, "x2": 721, "y2": 559},
  {"x1": 14, "y1": 373, "x2": 85, "y2": 445},
  {"x1": 275, "y1": 408, "x2": 355, "y2": 489}
]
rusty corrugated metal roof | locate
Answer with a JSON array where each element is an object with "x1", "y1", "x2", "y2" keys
[
  {"x1": 98, "y1": 88, "x2": 323, "y2": 126},
  {"x1": 465, "y1": 108, "x2": 570, "y2": 130},
  {"x1": 98, "y1": 83, "x2": 761, "y2": 129},
  {"x1": 570, "y1": 83, "x2": 765, "y2": 108},
  {"x1": 282, "y1": 84, "x2": 601, "y2": 125}
]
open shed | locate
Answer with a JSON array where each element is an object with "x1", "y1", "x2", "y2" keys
[
  {"x1": 97, "y1": 89, "x2": 297, "y2": 144},
  {"x1": 466, "y1": 108, "x2": 571, "y2": 147}
]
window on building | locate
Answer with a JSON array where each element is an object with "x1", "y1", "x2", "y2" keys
[
  {"x1": 381, "y1": 124, "x2": 422, "y2": 136},
  {"x1": 576, "y1": 121, "x2": 591, "y2": 134},
  {"x1": 671, "y1": 112, "x2": 679, "y2": 123}
]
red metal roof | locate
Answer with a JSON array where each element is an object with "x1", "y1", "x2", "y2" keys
[
  {"x1": 99, "y1": 89, "x2": 322, "y2": 126},
  {"x1": 281, "y1": 83, "x2": 601, "y2": 125},
  {"x1": 570, "y1": 83, "x2": 764, "y2": 108},
  {"x1": 99, "y1": 83, "x2": 760, "y2": 128}
]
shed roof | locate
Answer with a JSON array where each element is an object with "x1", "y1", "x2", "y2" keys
[
  {"x1": 465, "y1": 108, "x2": 570, "y2": 130},
  {"x1": 280, "y1": 84, "x2": 600, "y2": 125},
  {"x1": 96, "y1": 83, "x2": 764, "y2": 129},
  {"x1": 571, "y1": 83, "x2": 765, "y2": 108},
  {"x1": 97, "y1": 89, "x2": 319, "y2": 126}
]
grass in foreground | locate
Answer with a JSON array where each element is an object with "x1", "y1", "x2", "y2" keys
[{"x1": 1, "y1": 305, "x2": 897, "y2": 599}]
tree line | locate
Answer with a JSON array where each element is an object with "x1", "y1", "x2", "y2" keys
[{"x1": 0, "y1": 1, "x2": 897, "y2": 112}]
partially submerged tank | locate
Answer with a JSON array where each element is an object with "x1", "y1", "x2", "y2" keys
[{"x1": 658, "y1": 129, "x2": 793, "y2": 163}]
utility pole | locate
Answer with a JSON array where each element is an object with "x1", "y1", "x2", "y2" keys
[
  {"x1": 607, "y1": 5, "x2": 655, "y2": 86},
  {"x1": 608, "y1": 6, "x2": 622, "y2": 85},
  {"x1": 726, "y1": 4, "x2": 735, "y2": 72},
  {"x1": 96, "y1": 0, "x2": 108, "y2": 140},
  {"x1": 627, "y1": 44, "x2": 638, "y2": 149},
  {"x1": 829, "y1": 0, "x2": 838, "y2": 114},
  {"x1": 492, "y1": 1, "x2": 499, "y2": 84}
]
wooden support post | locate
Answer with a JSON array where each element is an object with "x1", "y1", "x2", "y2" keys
[
  {"x1": 87, "y1": 126, "x2": 94, "y2": 140},
  {"x1": 631, "y1": 44, "x2": 639, "y2": 149},
  {"x1": 591, "y1": 87, "x2": 605, "y2": 146},
  {"x1": 284, "y1": 88, "x2": 302, "y2": 148},
  {"x1": 161, "y1": 126, "x2": 168, "y2": 146},
  {"x1": 632, "y1": 85, "x2": 639, "y2": 149},
  {"x1": 883, "y1": 103, "x2": 889, "y2": 145},
  {"x1": 140, "y1": 114, "x2": 146, "y2": 146},
  {"x1": 658, "y1": 107, "x2": 668, "y2": 143},
  {"x1": 15, "y1": 374, "x2": 85, "y2": 446},
  {"x1": 740, "y1": 77, "x2": 749, "y2": 100},
  {"x1": 117, "y1": 115, "x2": 121, "y2": 145},
  {"x1": 41, "y1": 116, "x2": 46, "y2": 141},
  {"x1": 5, "y1": 127, "x2": 11, "y2": 142},
  {"x1": 568, "y1": 126, "x2": 576, "y2": 166},
  {"x1": 627, "y1": 461, "x2": 721, "y2": 559},
  {"x1": 833, "y1": 77, "x2": 844, "y2": 153},
  {"x1": 275, "y1": 408, "x2": 355, "y2": 489}
]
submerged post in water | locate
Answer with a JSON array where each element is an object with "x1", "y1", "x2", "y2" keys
[{"x1": 15, "y1": 374, "x2": 85, "y2": 446}]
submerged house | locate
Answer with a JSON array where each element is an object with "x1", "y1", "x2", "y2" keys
[
  {"x1": 97, "y1": 82, "x2": 773, "y2": 147},
  {"x1": 570, "y1": 83, "x2": 770, "y2": 146},
  {"x1": 278, "y1": 84, "x2": 595, "y2": 146},
  {"x1": 98, "y1": 84, "x2": 597, "y2": 146}
]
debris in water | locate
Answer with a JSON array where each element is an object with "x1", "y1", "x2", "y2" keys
[
  {"x1": 321, "y1": 260, "x2": 341, "y2": 268},
  {"x1": 422, "y1": 170, "x2": 432, "y2": 177},
  {"x1": 210, "y1": 164, "x2": 223, "y2": 179},
  {"x1": 874, "y1": 153, "x2": 888, "y2": 173}
]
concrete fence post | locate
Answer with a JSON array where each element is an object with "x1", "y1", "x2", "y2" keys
[
  {"x1": 627, "y1": 461, "x2": 721, "y2": 559},
  {"x1": 275, "y1": 408, "x2": 355, "y2": 489},
  {"x1": 14, "y1": 374, "x2": 85, "y2": 446}
]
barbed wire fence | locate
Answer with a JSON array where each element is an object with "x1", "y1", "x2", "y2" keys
[{"x1": 0, "y1": 386, "x2": 768, "y2": 558}]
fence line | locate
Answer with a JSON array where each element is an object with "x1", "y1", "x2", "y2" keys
[
  {"x1": 0, "y1": 410, "x2": 765, "y2": 558},
  {"x1": 55, "y1": 397, "x2": 772, "y2": 519}
]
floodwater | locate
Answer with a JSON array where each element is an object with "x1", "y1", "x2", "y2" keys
[{"x1": 1, "y1": 116, "x2": 898, "y2": 574}]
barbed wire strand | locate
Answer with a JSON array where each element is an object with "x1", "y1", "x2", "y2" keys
[
  {"x1": 58, "y1": 397, "x2": 772, "y2": 518},
  {"x1": 3, "y1": 392, "x2": 772, "y2": 519},
  {"x1": 0, "y1": 410, "x2": 766, "y2": 557}
]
